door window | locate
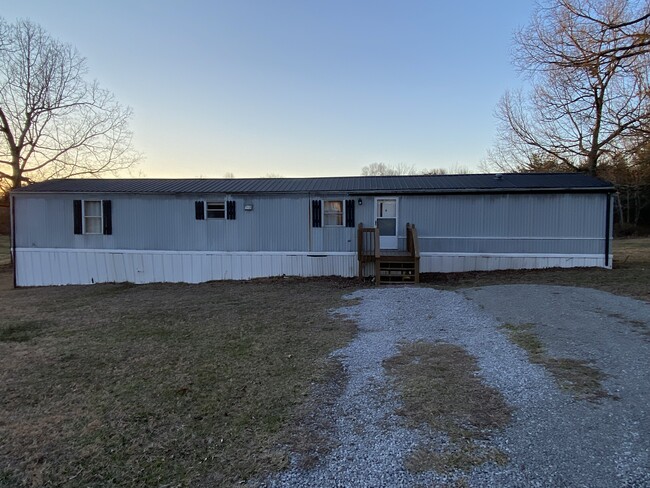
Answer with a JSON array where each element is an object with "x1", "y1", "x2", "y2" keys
[{"x1": 378, "y1": 200, "x2": 396, "y2": 218}]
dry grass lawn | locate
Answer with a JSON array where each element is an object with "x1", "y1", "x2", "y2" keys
[
  {"x1": 0, "y1": 274, "x2": 356, "y2": 486},
  {"x1": 0, "y1": 235, "x2": 9, "y2": 268}
]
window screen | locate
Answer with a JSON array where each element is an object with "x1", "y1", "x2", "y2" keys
[
  {"x1": 206, "y1": 201, "x2": 225, "y2": 219},
  {"x1": 83, "y1": 201, "x2": 102, "y2": 234},
  {"x1": 324, "y1": 200, "x2": 343, "y2": 226}
]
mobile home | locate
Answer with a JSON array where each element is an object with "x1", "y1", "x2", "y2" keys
[{"x1": 10, "y1": 173, "x2": 614, "y2": 286}]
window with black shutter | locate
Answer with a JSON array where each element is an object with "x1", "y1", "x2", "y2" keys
[
  {"x1": 73, "y1": 200, "x2": 82, "y2": 234},
  {"x1": 102, "y1": 200, "x2": 112, "y2": 235},
  {"x1": 226, "y1": 201, "x2": 236, "y2": 220},
  {"x1": 312, "y1": 200, "x2": 322, "y2": 227},
  {"x1": 195, "y1": 201, "x2": 205, "y2": 220},
  {"x1": 345, "y1": 199, "x2": 355, "y2": 227},
  {"x1": 74, "y1": 199, "x2": 112, "y2": 235}
]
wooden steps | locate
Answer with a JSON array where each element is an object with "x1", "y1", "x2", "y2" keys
[
  {"x1": 357, "y1": 223, "x2": 421, "y2": 285},
  {"x1": 379, "y1": 259, "x2": 417, "y2": 284}
]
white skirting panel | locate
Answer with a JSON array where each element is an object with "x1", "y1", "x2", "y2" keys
[
  {"x1": 14, "y1": 249, "x2": 611, "y2": 287},
  {"x1": 15, "y1": 249, "x2": 358, "y2": 286},
  {"x1": 419, "y1": 252, "x2": 611, "y2": 273}
]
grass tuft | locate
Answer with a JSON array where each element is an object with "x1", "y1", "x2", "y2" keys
[
  {"x1": 384, "y1": 341, "x2": 511, "y2": 474},
  {"x1": 500, "y1": 323, "x2": 613, "y2": 401},
  {"x1": 407, "y1": 442, "x2": 508, "y2": 473},
  {"x1": 627, "y1": 319, "x2": 650, "y2": 338},
  {"x1": 499, "y1": 323, "x2": 545, "y2": 355},
  {"x1": 0, "y1": 320, "x2": 52, "y2": 342},
  {"x1": 602, "y1": 311, "x2": 650, "y2": 339}
]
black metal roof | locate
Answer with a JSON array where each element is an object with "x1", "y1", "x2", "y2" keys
[{"x1": 12, "y1": 173, "x2": 614, "y2": 195}]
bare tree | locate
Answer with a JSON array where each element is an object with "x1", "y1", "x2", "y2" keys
[
  {"x1": 422, "y1": 168, "x2": 448, "y2": 175},
  {"x1": 361, "y1": 162, "x2": 419, "y2": 176},
  {"x1": 422, "y1": 164, "x2": 473, "y2": 175},
  {"x1": 493, "y1": 0, "x2": 650, "y2": 176},
  {"x1": 0, "y1": 18, "x2": 140, "y2": 190}
]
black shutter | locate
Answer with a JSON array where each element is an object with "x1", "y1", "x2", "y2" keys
[
  {"x1": 345, "y1": 199, "x2": 355, "y2": 227},
  {"x1": 312, "y1": 200, "x2": 321, "y2": 228},
  {"x1": 195, "y1": 201, "x2": 205, "y2": 220},
  {"x1": 102, "y1": 200, "x2": 112, "y2": 235},
  {"x1": 73, "y1": 200, "x2": 82, "y2": 234},
  {"x1": 227, "y1": 200, "x2": 236, "y2": 220}
]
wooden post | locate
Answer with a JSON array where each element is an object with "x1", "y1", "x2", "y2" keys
[
  {"x1": 411, "y1": 224, "x2": 420, "y2": 283},
  {"x1": 357, "y1": 223, "x2": 363, "y2": 278},
  {"x1": 406, "y1": 222, "x2": 411, "y2": 254},
  {"x1": 374, "y1": 227, "x2": 381, "y2": 285}
]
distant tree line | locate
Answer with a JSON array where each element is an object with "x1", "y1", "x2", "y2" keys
[{"x1": 361, "y1": 162, "x2": 472, "y2": 176}]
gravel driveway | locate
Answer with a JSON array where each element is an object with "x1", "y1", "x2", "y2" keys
[{"x1": 265, "y1": 285, "x2": 649, "y2": 487}]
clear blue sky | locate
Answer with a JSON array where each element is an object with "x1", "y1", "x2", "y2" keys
[{"x1": 4, "y1": 1, "x2": 534, "y2": 178}]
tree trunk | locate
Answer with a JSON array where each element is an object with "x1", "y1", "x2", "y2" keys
[
  {"x1": 586, "y1": 145, "x2": 599, "y2": 176},
  {"x1": 10, "y1": 155, "x2": 21, "y2": 190}
]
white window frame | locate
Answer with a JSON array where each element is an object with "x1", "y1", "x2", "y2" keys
[
  {"x1": 82, "y1": 200, "x2": 103, "y2": 235},
  {"x1": 323, "y1": 200, "x2": 344, "y2": 227},
  {"x1": 206, "y1": 200, "x2": 226, "y2": 219}
]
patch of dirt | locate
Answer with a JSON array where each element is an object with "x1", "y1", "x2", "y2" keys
[{"x1": 383, "y1": 341, "x2": 512, "y2": 473}]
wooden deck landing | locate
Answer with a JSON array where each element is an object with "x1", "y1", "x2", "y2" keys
[{"x1": 358, "y1": 250, "x2": 410, "y2": 259}]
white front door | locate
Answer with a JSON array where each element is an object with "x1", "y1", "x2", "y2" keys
[{"x1": 375, "y1": 197, "x2": 398, "y2": 249}]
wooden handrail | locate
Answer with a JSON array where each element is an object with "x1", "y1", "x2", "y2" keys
[
  {"x1": 406, "y1": 223, "x2": 420, "y2": 283},
  {"x1": 374, "y1": 227, "x2": 380, "y2": 259},
  {"x1": 410, "y1": 224, "x2": 419, "y2": 259},
  {"x1": 405, "y1": 223, "x2": 419, "y2": 258},
  {"x1": 357, "y1": 223, "x2": 381, "y2": 280},
  {"x1": 374, "y1": 227, "x2": 381, "y2": 284},
  {"x1": 357, "y1": 223, "x2": 363, "y2": 257},
  {"x1": 406, "y1": 222, "x2": 411, "y2": 253},
  {"x1": 357, "y1": 224, "x2": 379, "y2": 255}
]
